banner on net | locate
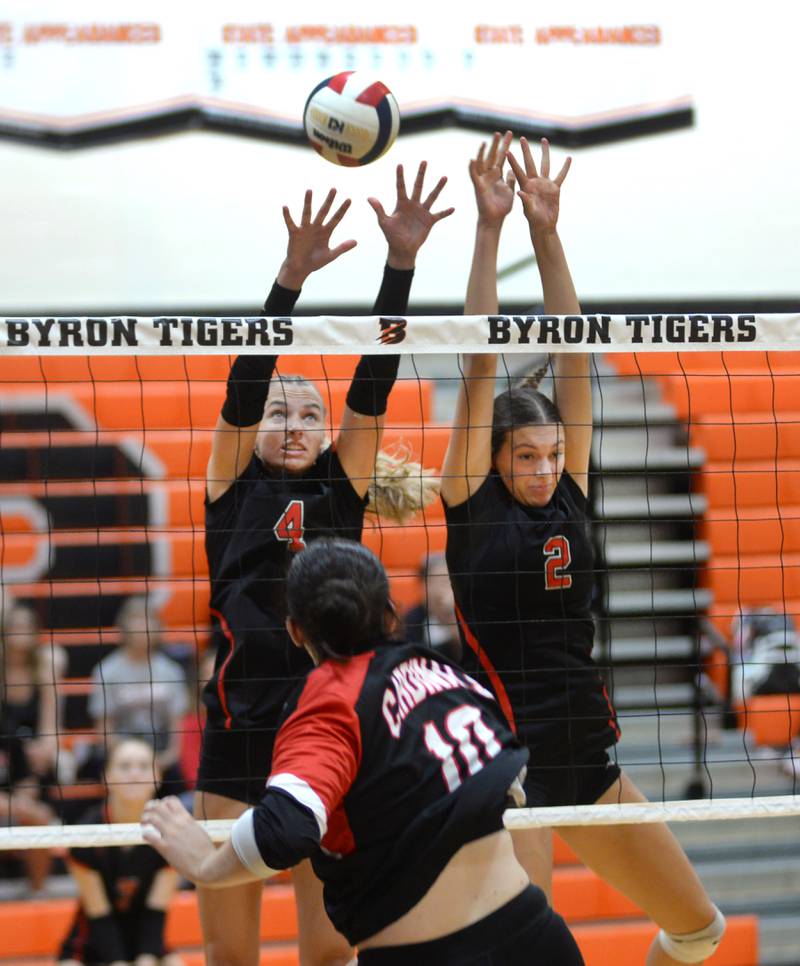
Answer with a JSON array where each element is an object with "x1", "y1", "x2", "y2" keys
[{"x1": 2, "y1": 313, "x2": 800, "y2": 355}]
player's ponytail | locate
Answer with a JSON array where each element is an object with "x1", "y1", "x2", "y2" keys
[
  {"x1": 286, "y1": 538, "x2": 395, "y2": 661},
  {"x1": 366, "y1": 444, "x2": 440, "y2": 524},
  {"x1": 491, "y1": 358, "x2": 563, "y2": 457}
]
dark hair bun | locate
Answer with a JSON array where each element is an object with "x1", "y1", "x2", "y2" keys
[{"x1": 286, "y1": 539, "x2": 391, "y2": 660}]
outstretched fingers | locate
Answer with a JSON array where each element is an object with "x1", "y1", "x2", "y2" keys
[
  {"x1": 554, "y1": 155, "x2": 572, "y2": 186},
  {"x1": 325, "y1": 196, "x2": 352, "y2": 231},
  {"x1": 485, "y1": 131, "x2": 502, "y2": 170},
  {"x1": 506, "y1": 150, "x2": 526, "y2": 186},
  {"x1": 411, "y1": 160, "x2": 427, "y2": 202},
  {"x1": 282, "y1": 206, "x2": 297, "y2": 232},
  {"x1": 423, "y1": 174, "x2": 447, "y2": 209},
  {"x1": 313, "y1": 187, "x2": 337, "y2": 225},
  {"x1": 539, "y1": 138, "x2": 551, "y2": 179},
  {"x1": 396, "y1": 163, "x2": 408, "y2": 201},
  {"x1": 495, "y1": 130, "x2": 513, "y2": 171},
  {"x1": 519, "y1": 137, "x2": 539, "y2": 178},
  {"x1": 431, "y1": 205, "x2": 455, "y2": 224},
  {"x1": 301, "y1": 189, "x2": 313, "y2": 225}
]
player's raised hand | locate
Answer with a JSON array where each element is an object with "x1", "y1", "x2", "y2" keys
[
  {"x1": 469, "y1": 130, "x2": 516, "y2": 229},
  {"x1": 278, "y1": 188, "x2": 357, "y2": 289},
  {"x1": 507, "y1": 137, "x2": 571, "y2": 235},
  {"x1": 368, "y1": 161, "x2": 454, "y2": 270}
]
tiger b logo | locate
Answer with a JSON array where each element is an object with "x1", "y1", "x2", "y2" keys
[{"x1": 377, "y1": 317, "x2": 407, "y2": 345}]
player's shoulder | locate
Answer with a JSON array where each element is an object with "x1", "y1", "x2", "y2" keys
[
  {"x1": 557, "y1": 470, "x2": 589, "y2": 512},
  {"x1": 296, "y1": 650, "x2": 376, "y2": 711}
]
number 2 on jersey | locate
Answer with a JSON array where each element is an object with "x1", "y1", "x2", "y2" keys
[
  {"x1": 424, "y1": 705, "x2": 502, "y2": 793},
  {"x1": 544, "y1": 535, "x2": 573, "y2": 590},
  {"x1": 274, "y1": 500, "x2": 306, "y2": 552}
]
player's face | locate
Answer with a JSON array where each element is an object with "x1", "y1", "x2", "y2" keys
[
  {"x1": 256, "y1": 384, "x2": 326, "y2": 474},
  {"x1": 494, "y1": 423, "x2": 565, "y2": 507},
  {"x1": 106, "y1": 740, "x2": 159, "y2": 806},
  {"x1": 121, "y1": 610, "x2": 160, "y2": 660},
  {"x1": 3, "y1": 607, "x2": 39, "y2": 658}
]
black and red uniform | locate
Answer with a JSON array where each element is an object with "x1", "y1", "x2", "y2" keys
[
  {"x1": 59, "y1": 805, "x2": 170, "y2": 964},
  {"x1": 198, "y1": 268, "x2": 412, "y2": 804},
  {"x1": 444, "y1": 470, "x2": 620, "y2": 807},
  {"x1": 231, "y1": 642, "x2": 581, "y2": 962}
]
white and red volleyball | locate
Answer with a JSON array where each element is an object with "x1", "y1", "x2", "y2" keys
[{"x1": 303, "y1": 71, "x2": 400, "y2": 167}]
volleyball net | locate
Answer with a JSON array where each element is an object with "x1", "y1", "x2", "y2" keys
[{"x1": 2, "y1": 311, "x2": 800, "y2": 850}]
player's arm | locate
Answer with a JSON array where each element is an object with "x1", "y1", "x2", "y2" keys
[
  {"x1": 142, "y1": 682, "x2": 360, "y2": 888},
  {"x1": 337, "y1": 161, "x2": 453, "y2": 497},
  {"x1": 508, "y1": 139, "x2": 591, "y2": 496},
  {"x1": 441, "y1": 133, "x2": 515, "y2": 508},
  {"x1": 66, "y1": 859, "x2": 128, "y2": 966},
  {"x1": 207, "y1": 189, "x2": 357, "y2": 503}
]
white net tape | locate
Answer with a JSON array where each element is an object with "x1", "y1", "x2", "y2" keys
[
  {"x1": 2, "y1": 797, "x2": 800, "y2": 851},
  {"x1": 2, "y1": 313, "x2": 800, "y2": 355}
]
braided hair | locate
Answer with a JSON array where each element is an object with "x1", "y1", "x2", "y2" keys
[{"x1": 491, "y1": 359, "x2": 562, "y2": 458}]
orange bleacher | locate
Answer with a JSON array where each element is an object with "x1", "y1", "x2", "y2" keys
[
  {"x1": 0, "y1": 870, "x2": 759, "y2": 966},
  {"x1": 609, "y1": 351, "x2": 800, "y2": 750}
]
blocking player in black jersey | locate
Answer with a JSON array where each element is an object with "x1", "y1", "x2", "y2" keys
[
  {"x1": 440, "y1": 133, "x2": 725, "y2": 965},
  {"x1": 143, "y1": 538, "x2": 584, "y2": 965},
  {"x1": 58, "y1": 738, "x2": 181, "y2": 966},
  {"x1": 196, "y1": 166, "x2": 451, "y2": 966}
]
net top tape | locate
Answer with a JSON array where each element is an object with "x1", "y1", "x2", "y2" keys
[
  {"x1": 2, "y1": 313, "x2": 800, "y2": 355},
  {"x1": 1, "y1": 796, "x2": 799, "y2": 850}
]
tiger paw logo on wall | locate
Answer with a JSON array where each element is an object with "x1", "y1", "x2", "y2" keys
[
  {"x1": 377, "y1": 317, "x2": 407, "y2": 345},
  {"x1": 0, "y1": 354, "x2": 211, "y2": 732}
]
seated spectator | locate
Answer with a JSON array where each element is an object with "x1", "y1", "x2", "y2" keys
[
  {"x1": 89, "y1": 598, "x2": 188, "y2": 794},
  {"x1": 1, "y1": 702, "x2": 55, "y2": 891},
  {"x1": 730, "y1": 608, "x2": 800, "y2": 705},
  {"x1": 58, "y1": 737, "x2": 183, "y2": 966},
  {"x1": 2, "y1": 602, "x2": 67, "y2": 793},
  {"x1": 404, "y1": 552, "x2": 462, "y2": 662}
]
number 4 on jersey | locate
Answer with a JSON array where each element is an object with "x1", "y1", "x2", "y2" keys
[
  {"x1": 544, "y1": 535, "x2": 573, "y2": 590},
  {"x1": 274, "y1": 500, "x2": 306, "y2": 552}
]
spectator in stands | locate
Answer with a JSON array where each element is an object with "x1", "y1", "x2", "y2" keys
[
  {"x1": 404, "y1": 552, "x2": 462, "y2": 661},
  {"x1": 0, "y1": 699, "x2": 55, "y2": 891},
  {"x1": 730, "y1": 608, "x2": 800, "y2": 705},
  {"x1": 89, "y1": 598, "x2": 188, "y2": 794},
  {"x1": 1, "y1": 602, "x2": 67, "y2": 789},
  {"x1": 58, "y1": 737, "x2": 183, "y2": 966}
]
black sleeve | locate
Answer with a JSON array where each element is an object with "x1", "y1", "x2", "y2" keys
[
  {"x1": 220, "y1": 281, "x2": 301, "y2": 427},
  {"x1": 133, "y1": 908, "x2": 167, "y2": 958},
  {"x1": 442, "y1": 473, "x2": 500, "y2": 522},
  {"x1": 86, "y1": 913, "x2": 128, "y2": 964},
  {"x1": 345, "y1": 265, "x2": 413, "y2": 417},
  {"x1": 250, "y1": 787, "x2": 322, "y2": 870}
]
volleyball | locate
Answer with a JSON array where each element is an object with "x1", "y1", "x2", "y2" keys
[{"x1": 303, "y1": 71, "x2": 400, "y2": 167}]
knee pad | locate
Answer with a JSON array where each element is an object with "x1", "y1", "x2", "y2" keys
[{"x1": 658, "y1": 906, "x2": 726, "y2": 963}]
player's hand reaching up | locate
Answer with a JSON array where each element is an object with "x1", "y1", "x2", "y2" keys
[
  {"x1": 368, "y1": 161, "x2": 454, "y2": 270},
  {"x1": 277, "y1": 188, "x2": 357, "y2": 290},
  {"x1": 507, "y1": 137, "x2": 571, "y2": 236},
  {"x1": 469, "y1": 130, "x2": 516, "y2": 229}
]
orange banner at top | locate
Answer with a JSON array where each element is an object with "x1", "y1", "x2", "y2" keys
[
  {"x1": 284, "y1": 24, "x2": 417, "y2": 45},
  {"x1": 22, "y1": 22, "x2": 161, "y2": 44}
]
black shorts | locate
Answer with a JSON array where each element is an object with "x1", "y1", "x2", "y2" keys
[
  {"x1": 195, "y1": 719, "x2": 278, "y2": 806},
  {"x1": 357, "y1": 886, "x2": 583, "y2": 965},
  {"x1": 523, "y1": 747, "x2": 620, "y2": 808}
]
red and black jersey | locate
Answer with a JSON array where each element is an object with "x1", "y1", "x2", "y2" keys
[
  {"x1": 59, "y1": 805, "x2": 169, "y2": 963},
  {"x1": 445, "y1": 471, "x2": 618, "y2": 764},
  {"x1": 204, "y1": 446, "x2": 367, "y2": 731},
  {"x1": 231, "y1": 642, "x2": 528, "y2": 945}
]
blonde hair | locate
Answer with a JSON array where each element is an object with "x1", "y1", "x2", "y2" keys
[{"x1": 367, "y1": 444, "x2": 440, "y2": 524}]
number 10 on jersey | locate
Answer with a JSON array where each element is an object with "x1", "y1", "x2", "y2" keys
[{"x1": 424, "y1": 705, "x2": 502, "y2": 793}]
